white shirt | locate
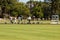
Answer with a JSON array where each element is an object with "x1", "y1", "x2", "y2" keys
[
  {"x1": 15, "y1": 17, "x2": 17, "y2": 22},
  {"x1": 28, "y1": 17, "x2": 31, "y2": 20},
  {"x1": 18, "y1": 17, "x2": 21, "y2": 20},
  {"x1": 10, "y1": 17, "x2": 13, "y2": 20}
]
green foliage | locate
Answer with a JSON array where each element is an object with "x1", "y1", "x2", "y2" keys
[
  {"x1": 11, "y1": 11, "x2": 18, "y2": 16},
  {"x1": 14, "y1": 2, "x2": 30, "y2": 16},
  {"x1": 0, "y1": 0, "x2": 60, "y2": 19},
  {"x1": 0, "y1": 0, "x2": 30, "y2": 17},
  {"x1": 27, "y1": 1, "x2": 43, "y2": 18}
]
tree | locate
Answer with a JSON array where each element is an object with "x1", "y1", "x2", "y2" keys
[
  {"x1": 0, "y1": 0, "x2": 30, "y2": 17},
  {"x1": 27, "y1": 0, "x2": 43, "y2": 18},
  {"x1": 43, "y1": 0, "x2": 60, "y2": 19},
  {"x1": 0, "y1": 0, "x2": 18, "y2": 17}
]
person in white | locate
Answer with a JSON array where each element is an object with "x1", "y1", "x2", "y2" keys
[
  {"x1": 10, "y1": 16, "x2": 13, "y2": 23},
  {"x1": 14, "y1": 17, "x2": 17, "y2": 24},
  {"x1": 18, "y1": 16, "x2": 21, "y2": 23},
  {"x1": 27, "y1": 16, "x2": 31, "y2": 23}
]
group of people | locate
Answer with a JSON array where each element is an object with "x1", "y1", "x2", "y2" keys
[
  {"x1": 4, "y1": 15, "x2": 58, "y2": 24},
  {"x1": 9, "y1": 16, "x2": 32, "y2": 24}
]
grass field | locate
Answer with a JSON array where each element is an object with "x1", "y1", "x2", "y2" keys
[{"x1": 0, "y1": 24, "x2": 60, "y2": 40}]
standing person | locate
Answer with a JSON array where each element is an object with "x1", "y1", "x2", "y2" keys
[
  {"x1": 18, "y1": 15, "x2": 21, "y2": 24},
  {"x1": 21, "y1": 15, "x2": 23, "y2": 21},
  {"x1": 32, "y1": 15, "x2": 35, "y2": 22},
  {"x1": 33, "y1": 16, "x2": 35, "y2": 20},
  {"x1": 4, "y1": 17, "x2": 7, "y2": 24},
  {"x1": 27, "y1": 16, "x2": 31, "y2": 24},
  {"x1": 14, "y1": 17, "x2": 17, "y2": 24},
  {"x1": 10, "y1": 16, "x2": 13, "y2": 24}
]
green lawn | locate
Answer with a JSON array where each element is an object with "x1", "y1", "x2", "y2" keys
[{"x1": 0, "y1": 24, "x2": 60, "y2": 40}]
